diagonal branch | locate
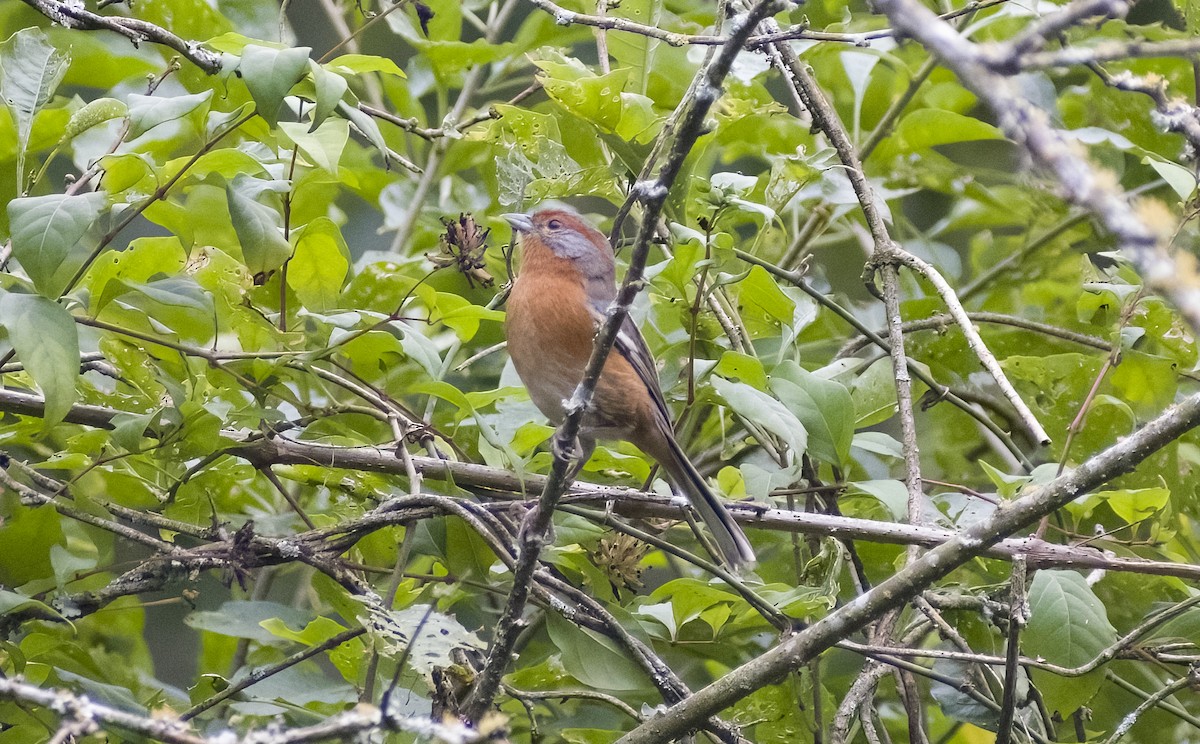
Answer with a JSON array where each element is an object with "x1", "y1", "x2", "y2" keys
[
  {"x1": 460, "y1": 0, "x2": 784, "y2": 724},
  {"x1": 614, "y1": 390, "x2": 1200, "y2": 743}
]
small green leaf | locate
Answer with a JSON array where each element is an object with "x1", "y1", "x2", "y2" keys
[
  {"x1": 0, "y1": 291, "x2": 79, "y2": 427},
  {"x1": 8, "y1": 191, "x2": 107, "y2": 296},
  {"x1": 186, "y1": 601, "x2": 317, "y2": 643},
  {"x1": 711, "y1": 376, "x2": 807, "y2": 459},
  {"x1": 874, "y1": 109, "x2": 1003, "y2": 159},
  {"x1": 850, "y1": 480, "x2": 909, "y2": 521},
  {"x1": 714, "y1": 351, "x2": 767, "y2": 390},
  {"x1": 325, "y1": 53, "x2": 407, "y2": 78},
  {"x1": 288, "y1": 217, "x2": 349, "y2": 311},
  {"x1": 336, "y1": 100, "x2": 392, "y2": 165},
  {"x1": 279, "y1": 118, "x2": 349, "y2": 175},
  {"x1": 1085, "y1": 487, "x2": 1170, "y2": 524},
  {"x1": 99, "y1": 277, "x2": 215, "y2": 341},
  {"x1": 306, "y1": 59, "x2": 348, "y2": 130},
  {"x1": 0, "y1": 28, "x2": 69, "y2": 192},
  {"x1": 239, "y1": 44, "x2": 312, "y2": 125},
  {"x1": 62, "y1": 97, "x2": 127, "y2": 142},
  {"x1": 126, "y1": 89, "x2": 212, "y2": 139},
  {"x1": 736, "y1": 265, "x2": 795, "y2": 338}
]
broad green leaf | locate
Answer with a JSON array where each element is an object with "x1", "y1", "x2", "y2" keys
[
  {"x1": 279, "y1": 118, "x2": 350, "y2": 176},
  {"x1": 260, "y1": 615, "x2": 348, "y2": 646},
  {"x1": 239, "y1": 44, "x2": 312, "y2": 125},
  {"x1": 359, "y1": 603, "x2": 485, "y2": 676},
  {"x1": 770, "y1": 362, "x2": 855, "y2": 467},
  {"x1": 711, "y1": 376, "x2": 807, "y2": 459},
  {"x1": 288, "y1": 217, "x2": 350, "y2": 311},
  {"x1": 126, "y1": 90, "x2": 213, "y2": 139},
  {"x1": 1080, "y1": 487, "x2": 1171, "y2": 524},
  {"x1": 203, "y1": 32, "x2": 286, "y2": 55},
  {"x1": 186, "y1": 601, "x2": 317, "y2": 643},
  {"x1": 605, "y1": 0, "x2": 661, "y2": 96},
  {"x1": 8, "y1": 191, "x2": 107, "y2": 296},
  {"x1": 714, "y1": 351, "x2": 768, "y2": 390},
  {"x1": 546, "y1": 612, "x2": 648, "y2": 691},
  {"x1": 226, "y1": 174, "x2": 292, "y2": 274},
  {"x1": 0, "y1": 504, "x2": 63, "y2": 586},
  {"x1": 0, "y1": 291, "x2": 79, "y2": 427},
  {"x1": 535, "y1": 54, "x2": 630, "y2": 132},
  {"x1": 1025, "y1": 570, "x2": 1117, "y2": 716},
  {"x1": 850, "y1": 480, "x2": 909, "y2": 521},
  {"x1": 96, "y1": 153, "x2": 155, "y2": 194},
  {"x1": 874, "y1": 109, "x2": 1004, "y2": 159},
  {"x1": 0, "y1": 28, "x2": 68, "y2": 192},
  {"x1": 336, "y1": 100, "x2": 391, "y2": 165},
  {"x1": 99, "y1": 277, "x2": 216, "y2": 341},
  {"x1": 0, "y1": 588, "x2": 64, "y2": 621},
  {"x1": 86, "y1": 235, "x2": 187, "y2": 305}
]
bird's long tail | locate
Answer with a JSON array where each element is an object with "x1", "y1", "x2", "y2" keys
[{"x1": 659, "y1": 433, "x2": 756, "y2": 570}]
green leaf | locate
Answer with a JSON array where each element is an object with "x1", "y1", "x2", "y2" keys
[
  {"x1": 260, "y1": 615, "x2": 348, "y2": 646},
  {"x1": 226, "y1": 174, "x2": 292, "y2": 274},
  {"x1": 99, "y1": 277, "x2": 216, "y2": 341},
  {"x1": 714, "y1": 351, "x2": 767, "y2": 390},
  {"x1": 336, "y1": 100, "x2": 392, "y2": 165},
  {"x1": 850, "y1": 480, "x2": 909, "y2": 521},
  {"x1": 0, "y1": 504, "x2": 63, "y2": 586},
  {"x1": 186, "y1": 601, "x2": 317, "y2": 643},
  {"x1": 1080, "y1": 487, "x2": 1171, "y2": 524},
  {"x1": 0, "y1": 588, "x2": 65, "y2": 621},
  {"x1": 1025, "y1": 570, "x2": 1117, "y2": 716},
  {"x1": 0, "y1": 28, "x2": 69, "y2": 192},
  {"x1": 7, "y1": 191, "x2": 107, "y2": 296},
  {"x1": 126, "y1": 90, "x2": 213, "y2": 139},
  {"x1": 874, "y1": 109, "x2": 1004, "y2": 159},
  {"x1": 736, "y1": 265, "x2": 795, "y2": 339},
  {"x1": 306, "y1": 59, "x2": 348, "y2": 130},
  {"x1": 770, "y1": 362, "x2": 855, "y2": 467},
  {"x1": 546, "y1": 612, "x2": 648, "y2": 691},
  {"x1": 288, "y1": 217, "x2": 350, "y2": 311},
  {"x1": 279, "y1": 118, "x2": 349, "y2": 176},
  {"x1": 0, "y1": 291, "x2": 79, "y2": 427},
  {"x1": 239, "y1": 44, "x2": 312, "y2": 125},
  {"x1": 61, "y1": 97, "x2": 127, "y2": 142},
  {"x1": 711, "y1": 376, "x2": 807, "y2": 459},
  {"x1": 325, "y1": 53, "x2": 407, "y2": 78}
]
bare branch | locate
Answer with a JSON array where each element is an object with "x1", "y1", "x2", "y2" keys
[{"x1": 19, "y1": 0, "x2": 222, "y2": 72}]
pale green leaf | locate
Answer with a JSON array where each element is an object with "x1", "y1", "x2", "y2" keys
[
  {"x1": 239, "y1": 44, "x2": 312, "y2": 124},
  {"x1": 0, "y1": 291, "x2": 79, "y2": 427},
  {"x1": 288, "y1": 217, "x2": 349, "y2": 311},
  {"x1": 8, "y1": 191, "x2": 107, "y2": 296},
  {"x1": 0, "y1": 28, "x2": 69, "y2": 192}
]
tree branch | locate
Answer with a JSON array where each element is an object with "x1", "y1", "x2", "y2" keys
[{"x1": 614, "y1": 390, "x2": 1200, "y2": 742}]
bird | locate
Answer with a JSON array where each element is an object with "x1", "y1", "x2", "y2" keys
[{"x1": 502, "y1": 204, "x2": 756, "y2": 570}]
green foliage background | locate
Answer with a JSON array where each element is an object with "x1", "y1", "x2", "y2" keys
[{"x1": 0, "y1": 0, "x2": 1199, "y2": 740}]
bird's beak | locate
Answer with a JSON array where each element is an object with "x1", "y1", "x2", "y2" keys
[{"x1": 502, "y1": 213, "x2": 534, "y2": 233}]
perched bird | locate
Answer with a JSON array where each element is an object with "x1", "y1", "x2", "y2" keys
[{"x1": 502, "y1": 204, "x2": 756, "y2": 569}]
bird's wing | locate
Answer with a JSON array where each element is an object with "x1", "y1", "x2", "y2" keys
[{"x1": 588, "y1": 300, "x2": 673, "y2": 426}]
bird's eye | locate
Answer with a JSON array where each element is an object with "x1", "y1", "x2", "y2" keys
[{"x1": 546, "y1": 219, "x2": 563, "y2": 230}]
